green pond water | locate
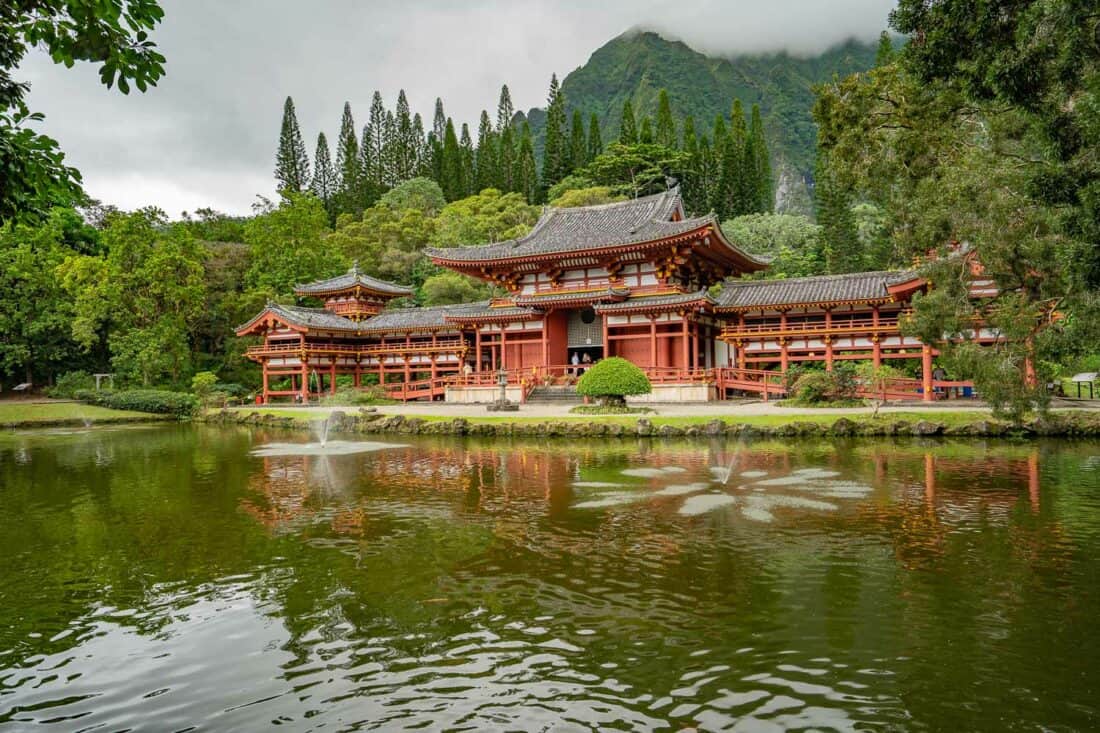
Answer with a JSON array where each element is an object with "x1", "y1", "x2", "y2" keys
[{"x1": 1, "y1": 425, "x2": 1099, "y2": 731}]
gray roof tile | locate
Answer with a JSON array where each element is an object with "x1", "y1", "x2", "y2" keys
[
  {"x1": 595, "y1": 289, "x2": 713, "y2": 313},
  {"x1": 715, "y1": 271, "x2": 914, "y2": 310},
  {"x1": 424, "y1": 188, "x2": 762, "y2": 266},
  {"x1": 295, "y1": 262, "x2": 413, "y2": 296},
  {"x1": 357, "y1": 301, "x2": 487, "y2": 332}
]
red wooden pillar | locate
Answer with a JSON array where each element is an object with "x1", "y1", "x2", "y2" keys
[
  {"x1": 780, "y1": 339, "x2": 789, "y2": 373},
  {"x1": 680, "y1": 316, "x2": 689, "y2": 372},
  {"x1": 261, "y1": 363, "x2": 270, "y2": 403},
  {"x1": 824, "y1": 309, "x2": 834, "y2": 371},
  {"x1": 922, "y1": 344, "x2": 934, "y2": 402},
  {"x1": 602, "y1": 315, "x2": 610, "y2": 360},
  {"x1": 300, "y1": 361, "x2": 309, "y2": 400},
  {"x1": 872, "y1": 337, "x2": 882, "y2": 368},
  {"x1": 475, "y1": 329, "x2": 482, "y2": 372},
  {"x1": 329, "y1": 359, "x2": 336, "y2": 394},
  {"x1": 649, "y1": 317, "x2": 657, "y2": 367},
  {"x1": 541, "y1": 315, "x2": 549, "y2": 367},
  {"x1": 500, "y1": 326, "x2": 507, "y2": 369}
]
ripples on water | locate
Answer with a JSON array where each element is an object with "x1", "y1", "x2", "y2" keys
[{"x1": 1, "y1": 426, "x2": 1099, "y2": 731}]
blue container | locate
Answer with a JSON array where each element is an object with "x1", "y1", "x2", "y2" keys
[{"x1": 963, "y1": 386, "x2": 973, "y2": 398}]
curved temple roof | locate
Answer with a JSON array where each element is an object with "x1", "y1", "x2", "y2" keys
[
  {"x1": 294, "y1": 262, "x2": 414, "y2": 297},
  {"x1": 714, "y1": 271, "x2": 917, "y2": 311},
  {"x1": 424, "y1": 187, "x2": 767, "y2": 269}
]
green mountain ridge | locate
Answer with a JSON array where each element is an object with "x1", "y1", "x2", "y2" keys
[{"x1": 523, "y1": 30, "x2": 881, "y2": 181}]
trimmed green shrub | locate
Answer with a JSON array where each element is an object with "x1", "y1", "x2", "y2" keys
[
  {"x1": 576, "y1": 357, "x2": 652, "y2": 406},
  {"x1": 790, "y1": 364, "x2": 860, "y2": 406},
  {"x1": 47, "y1": 371, "x2": 95, "y2": 398},
  {"x1": 76, "y1": 389, "x2": 199, "y2": 417}
]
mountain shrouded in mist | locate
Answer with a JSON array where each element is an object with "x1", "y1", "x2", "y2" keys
[{"x1": 523, "y1": 30, "x2": 880, "y2": 188}]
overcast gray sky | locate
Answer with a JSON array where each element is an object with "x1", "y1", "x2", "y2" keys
[{"x1": 21, "y1": 0, "x2": 896, "y2": 217}]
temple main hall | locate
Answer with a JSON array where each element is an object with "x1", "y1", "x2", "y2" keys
[{"x1": 237, "y1": 188, "x2": 989, "y2": 403}]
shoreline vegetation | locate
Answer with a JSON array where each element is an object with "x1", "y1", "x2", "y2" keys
[{"x1": 204, "y1": 406, "x2": 1100, "y2": 439}]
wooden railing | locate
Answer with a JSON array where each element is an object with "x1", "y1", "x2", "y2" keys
[
  {"x1": 720, "y1": 315, "x2": 906, "y2": 339},
  {"x1": 247, "y1": 337, "x2": 466, "y2": 359}
]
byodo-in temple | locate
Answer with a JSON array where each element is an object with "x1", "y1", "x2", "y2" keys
[{"x1": 236, "y1": 187, "x2": 996, "y2": 403}]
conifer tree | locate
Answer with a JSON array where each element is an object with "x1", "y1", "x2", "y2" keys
[
  {"x1": 310, "y1": 132, "x2": 336, "y2": 222},
  {"x1": 412, "y1": 113, "x2": 428, "y2": 176},
  {"x1": 619, "y1": 100, "x2": 637, "y2": 144},
  {"x1": 655, "y1": 89, "x2": 677, "y2": 149},
  {"x1": 815, "y1": 152, "x2": 860, "y2": 273},
  {"x1": 393, "y1": 90, "x2": 416, "y2": 181},
  {"x1": 698, "y1": 133, "x2": 716, "y2": 214},
  {"x1": 587, "y1": 113, "x2": 603, "y2": 161},
  {"x1": 497, "y1": 121, "x2": 516, "y2": 192},
  {"x1": 475, "y1": 110, "x2": 497, "y2": 193},
  {"x1": 364, "y1": 91, "x2": 387, "y2": 189},
  {"x1": 516, "y1": 121, "x2": 539, "y2": 203},
  {"x1": 440, "y1": 118, "x2": 463, "y2": 201},
  {"x1": 428, "y1": 98, "x2": 447, "y2": 184},
  {"x1": 875, "y1": 30, "x2": 895, "y2": 67},
  {"x1": 541, "y1": 74, "x2": 568, "y2": 189},
  {"x1": 748, "y1": 103, "x2": 772, "y2": 212},
  {"x1": 275, "y1": 96, "x2": 310, "y2": 194},
  {"x1": 727, "y1": 99, "x2": 752, "y2": 217},
  {"x1": 357, "y1": 124, "x2": 378, "y2": 207},
  {"x1": 380, "y1": 109, "x2": 399, "y2": 186},
  {"x1": 709, "y1": 114, "x2": 731, "y2": 219},
  {"x1": 639, "y1": 116, "x2": 654, "y2": 144},
  {"x1": 681, "y1": 116, "x2": 705, "y2": 215},
  {"x1": 496, "y1": 84, "x2": 514, "y2": 132},
  {"x1": 335, "y1": 101, "x2": 361, "y2": 214},
  {"x1": 459, "y1": 123, "x2": 476, "y2": 197},
  {"x1": 568, "y1": 109, "x2": 587, "y2": 171}
]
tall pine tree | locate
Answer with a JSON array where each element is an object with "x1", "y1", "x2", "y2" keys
[
  {"x1": 587, "y1": 113, "x2": 603, "y2": 161},
  {"x1": 393, "y1": 90, "x2": 416, "y2": 181},
  {"x1": 310, "y1": 132, "x2": 336, "y2": 223},
  {"x1": 727, "y1": 99, "x2": 753, "y2": 218},
  {"x1": 475, "y1": 110, "x2": 497, "y2": 193},
  {"x1": 815, "y1": 152, "x2": 861, "y2": 273},
  {"x1": 364, "y1": 91, "x2": 387, "y2": 190},
  {"x1": 498, "y1": 118, "x2": 516, "y2": 192},
  {"x1": 496, "y1": 84, "x2": 514, "y2": 132},
  {"x1": 459, "y1": 123, "x2": 476, "y2": 197},
  {"x1": 655, "y1": 89, "x2": 677, "y2": 149},
  {"x1": 709, "y1": 114, "x2": 731, "y2": 219},
  {"x1": 639, "y1": 117, "x2": 654, "y2": 144},
  {"x1": 275, "y1": 96, "x2": 310, "y2": 195},
  {"x1": 541, "y1": 74, "x2": 567, "y2": 190},
  {"x1": 748, "y1": 103, "x2": 772, "y2": 212},
  {"x1": 681, "y1": 116, "x2": 706, "y2": 215},
  {"x1": 619, "y1": 100, "x2": 637, "y2": 144},
  {"x1": 516, "y1": 121, "x2": 539, "y2": 203},
  {"x1": 440, "y1": 118, "x2": 464, "y2": 201},
  {"x1": 335, "y1": 102, "x2": 361, "y2": 215},
  {"x1": 428, "y1": 98, "x2": 447, "y2": 184},
  {"x1": 568, "y1": 109, "x2": 586, "y2": 172}
]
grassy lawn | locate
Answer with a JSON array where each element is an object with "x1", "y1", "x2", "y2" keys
[
  {"x1": 0, "y1": 402, "x2": 163, "y2": 425},
  {"x1": 223, "y1": 407, "x2": 1005, "y2": 429}
]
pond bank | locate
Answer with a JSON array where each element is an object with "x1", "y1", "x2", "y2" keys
[
  {"x1": 0, "y1": 401, "x2": 172, "y2": 429},
  {"x1": 205, "y1": 406, "x2": 1100, "y2": 439}
]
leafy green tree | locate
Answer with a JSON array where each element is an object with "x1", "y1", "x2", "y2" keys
[
  {"x1": 542, "y1": 74, "x2": 568, "y2": 189},
  {"x1": 639, "y1": 117, "x2": 654, "y2": 144},
  {"x1": 243, "y1": 193, "x2": 344, "y2": 297},
  {"x1": 1, "y1": 0, "x2": 167, "y2": 223},
  {"x1": 550, "y1": 186, "x2": 626, "y2": 208},
  {"x1": 61, "y1": 209, "x2": 207, "y2": 386},
  {"x1": 379, "y1": 177, "x2": 446, "y2": 216},
  {"x1": 310, "y1": 132, "x2": 337, "y2": 223},
  {"x1": 328, "y1": 204, "x2": 435, "y2": 287},
  {"x1": 568, "y1": 109, "x2": 587, "y2": 172},
  {"x1": 583, "y1": 142, "x2": 689, "y2": 199},
  {"x1": 178, "y1": 207, "x2": 246, "y2": 243},
  {"x1": 546, "y1": 174, "x2": 597, "y2": 203},
  {"x1": 813, "y1": 152, "x2": 861, "y2": 273},
  {"x1": 721, "y1": 213, "x2": 824, "y2": 278},
  {"x1": 0, "y1": 209, "x2": 84, "y2": 384},
  {"x1": 420, "y1": 271, "x2": 490, "y2": 306},
  {"x1": 587, "y1": 113, "x2": 603, "y2": 161},
  {"x1": 431, "y1": 189, "x2": 538, "y2": 247},
  {"x1": 275, "y1": 96, "x2": 309, "y2": 194},
  {"x1": 655, "y1": 89, "x2": 677, "y2": 149},
  {"x1": 619, "y1": 100, "x2": 637, "y2": 144},
  {"x1": 190, "y1": 371, "x2": 218, "y2": 404},
  {"x1": 874, "y1": 30, "x2": 895, "y2": 67}
]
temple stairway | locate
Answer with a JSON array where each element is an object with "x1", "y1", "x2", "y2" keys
[{"x1": 525, "y1": 385, "x2": 581, "y2": 404}]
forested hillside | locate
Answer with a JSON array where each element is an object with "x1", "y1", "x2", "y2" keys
[{"x1": 525, "y1": 31, "x2": 879, "y2": 179}]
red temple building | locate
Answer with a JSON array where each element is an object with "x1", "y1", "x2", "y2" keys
[{"x1": 237, "y1": 188, "x2": 991, "y2": 403}]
